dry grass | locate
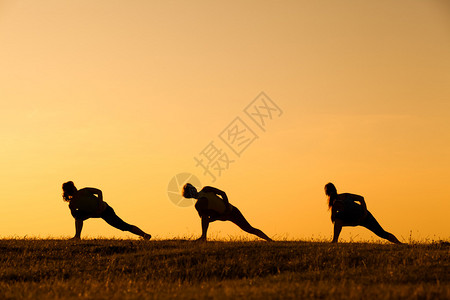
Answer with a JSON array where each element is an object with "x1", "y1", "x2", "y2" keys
[{"x1": 0, "y1": 239, "x2": 448, "y2": 299}]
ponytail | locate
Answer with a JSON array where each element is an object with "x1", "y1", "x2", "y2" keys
[{"x1": 324, "y1": 182, "x2": 338, "y2": 209}]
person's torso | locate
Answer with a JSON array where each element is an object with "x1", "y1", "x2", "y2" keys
[
  {"x1": 198, "y1": 190, "x2": 227, "y2": 215},
  {"x1": 70, "y1": 189, "x2": 99, "y2": 214},
  {"x1": 334, "y1": 193, "x2": 364, "y2": 216}
]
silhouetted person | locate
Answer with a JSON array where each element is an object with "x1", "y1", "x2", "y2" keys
[
  {"x1": 183, "y1": 183, "x2": 272, "y2": 241},
  {"x1": 62, "y1": 181, "x2": 151, "y2": 240},
  {"x1": 325, "y1": 182, "x2": 402, "y2": 244}
]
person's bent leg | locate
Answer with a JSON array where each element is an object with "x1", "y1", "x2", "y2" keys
[
  {"x1": 360, "y1": 212, "x2": 401, "y2": 244},
  {"x1": 101, "y1": 206, "x2": 151, "y2": 240},
  {"x1": 228, "y1": 207, "x2": 272, "y2": 241}
]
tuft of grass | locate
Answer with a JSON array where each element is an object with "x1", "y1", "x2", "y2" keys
[{"x1": 0, "y1": 239, "x2": 448, "y2": 299}]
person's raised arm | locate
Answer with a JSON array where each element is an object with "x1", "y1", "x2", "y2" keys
[
  {"x1": 202, "y1": 186, "x2": 229, "y2": 205},
  {"x1": 358, "y1": 196, "x2": 367, "y2": 211},
  {"x1": 351, "y1": 194, "x2": 367, "y2": 211},
  {"x1": 352, "y1": 194, "x2": 368, "y2": 221},
  {"x1": 347, "y1": 194, "x2": 367, "y2": 210},
  {"x1": 84, "y1": 188, "x2": 104, "y2": 214},
  {"x1": 84, "y1": 188, "x2": 103, "y2": 202}
]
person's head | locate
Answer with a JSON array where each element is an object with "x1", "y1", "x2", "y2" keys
[
  {"x1": 62, "y1": 181, "x2": 77, "y2": 202},
  {"x1": 182, "y1": 183, "x2": 198, "y2": 199},
  {"x1": 324, "y1": 182, "x2": 337, "y2": 208}
]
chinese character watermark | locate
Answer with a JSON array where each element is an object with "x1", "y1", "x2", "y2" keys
[
  {"x1": 194, "y1": 92, "x2": 282, "y2": 182},
  {"x1": 244, "y1": 92, "x2": 283, "y2": 131},
  {"x1": 167, "y1": 92, "x2": 282, "y2": 206},
  {"x1": 194, "y1": 141, "x2": 235, "y2": 182},
  {"x1": 219, "y1": 117, "x2": 258, "y2": 157}
]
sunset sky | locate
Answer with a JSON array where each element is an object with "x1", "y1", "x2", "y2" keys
[{"x1": 1, "y1": 1, "x2": 449, "y2": 241}]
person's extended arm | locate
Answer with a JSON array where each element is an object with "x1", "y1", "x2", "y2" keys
[
  {"x1": 332, "y1": 219, "x2": 343, "y2": 243},
  {"x1": 194, "y1": 197, "x2": 210, "y2": 241},
  {"x1": 197, "y1": 215, "x2": 209, "y2": 241},
  {"x1": 72, "y1": 219, "x2": 83, "y2": 240}
]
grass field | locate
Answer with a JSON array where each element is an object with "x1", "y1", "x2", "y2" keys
[{"x1": 0, "y1": 239, "x2": 448, "y2": 299}]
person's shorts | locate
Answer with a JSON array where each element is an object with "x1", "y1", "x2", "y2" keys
[
  {"x1": 71, "y1": 209, "x2": 90, "y2": 221},
  {"x1": 335, "y1": 205, "x2": 365, "y2": 226}
]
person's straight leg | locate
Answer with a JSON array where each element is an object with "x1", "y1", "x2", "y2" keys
[
  {"x1": 360, "y1": 212, "x2": 401, "y2": 244},
  {"x1": 227, "y1": 207, "x2": 272, "y2": 241},
  {"x1": 101, "y1": 205, "x2": 151, "y2": 240}
]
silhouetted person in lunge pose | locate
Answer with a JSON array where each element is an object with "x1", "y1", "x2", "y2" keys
[
  {"x1": 325, "y1": 182, "x2": 402, "y2": 244},
  {"x1": 183, "y1": 183, "x2": 272, "y2": 241},
  {"x1": 62, "y1": 181, "x2": 151, "y2": 240}
]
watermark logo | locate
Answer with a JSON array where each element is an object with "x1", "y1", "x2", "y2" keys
[{"x1": 167, "y1": 173, "x2": 202, "y2": 207}]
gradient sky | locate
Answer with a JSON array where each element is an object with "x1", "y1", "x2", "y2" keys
[{"x1": 1, "y1": 0, "x2": 449, "y2": 241}]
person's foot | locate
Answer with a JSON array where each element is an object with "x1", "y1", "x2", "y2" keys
[
  {"x1": 142, "y1": 233, "x2": 152, "y2": 240},
  {"x1": 193, "y1": 237, "x2": 207, "y2": 242}
]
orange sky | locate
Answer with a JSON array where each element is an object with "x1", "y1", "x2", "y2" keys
[{"x1": 0, "y1": 1, "x2": 449, "y2": 241}]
